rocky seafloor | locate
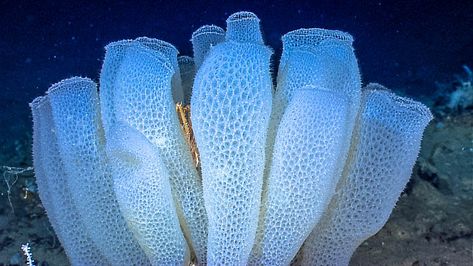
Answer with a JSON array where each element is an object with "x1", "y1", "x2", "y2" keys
[{"x1": 0, "y1": 79, "x2": 472, "y2": 265}]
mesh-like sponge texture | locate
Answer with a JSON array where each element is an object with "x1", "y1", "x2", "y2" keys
[
  {"x1": 275, "y1": 30, "x2": 360, "y2": 121},
  {"x1": 31, "y1": 96, "x2": 58, "y2": 234},
  {"x1": 112, "y1": 42, "x2": 208, "y2": 264},
  {"x1": 226, "y1": 11, "x2": 264, "y2": 44},
  {"x1": 31, "y1": 96, "x2": 107, "y2": 265},
  {"x1": 100, "y1": 38, "x2": 183, "y2": 140},
  {"x1": 278, "y1": 28, "x2": 354, "y2": 78},
  {"x1": 250, "y1": 87, "x2": 350, "y2": 265},
  {"x1": 107, "y1": 122, "x2": 189, "y2": 265},
  {"x1": 272, "y1": 29, "x2": 360, "y2": 151},
  {"x1": 301, "y1": 86, "x2": 433, "y2": 265},
  {"x1": 263, "y1": 35, "x2": 361, "y2": 223},
  {"x1": 136, "y1": 37, "x2": 184, "y2": 104},
  {"x1": 191, "y1": 39, "x2": 272, "y2": 264},
  {"x1": 99, "y1": 39, "x2": 135, "y2": 139},
  {"x1": 191, "y1": 25, "x2": 225, "y2": 70},
  {"x1": 46, "y1": 77, "x2": 149, "y2": 265},
  {"x1": 271, "y1": 41, "x2": 360, "y2": 136}
]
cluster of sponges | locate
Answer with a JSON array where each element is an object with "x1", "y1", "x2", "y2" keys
[{"x1": 30, "y1": 11, "x2": 432, "y2": 266}]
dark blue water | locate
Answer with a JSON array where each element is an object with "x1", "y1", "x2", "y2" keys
[
  {"x1": 0, "y1": 0, "x2": 469, "y2": 164},
  {"x1": 2, "y1": 0, "x2": 472, "y2": 100},
  {"x1": 0, "y1": 0, "x2": 472, "y2": 160}
]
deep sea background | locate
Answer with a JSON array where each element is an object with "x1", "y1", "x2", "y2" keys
[
  {"x1": 0, "y1": 1, "x2": 472, "y2": 264},
  {"x1": 1, "y1": 0, "x2": 472, "y2": 163}
]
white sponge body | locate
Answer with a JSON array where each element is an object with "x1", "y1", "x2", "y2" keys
[
  {"x1": 29, "y1": 11, "x2": 434, "y2": 266},
  {"x1": 47, "y1": 77, "x2": 149, "y2": 265},
  {"x1": 250, "y1": 87, "x2": 350, "y2": 265},
  {"x1": 111, "y1": 42, "x2": 208, "y2": 263},
  {"x1": 278, "y1": 28, "x2": 354, "y2": 80},
  {"x1": 265, "y1": 33, "x2": 361, "y2": 202},
  {"x1": 191, "y1": 25, "x2": 225, "y2": 70},
  {"x1": 99, "y1": 39, "x2": 135, "y2": 139},
  {"x1": 302, "y1": 88, "x2": 433, "y2": 265},
  {"x1": 191, "y1": 40, "x2": 272, "y2": 264},
  {"x1": 107, "y1": 123, "x2": 189, "y2": 265},
  {"x1": 31, "y1": 96, "x2": 108, "y2": 265}
]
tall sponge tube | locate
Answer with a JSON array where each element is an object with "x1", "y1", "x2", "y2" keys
[
  {"x1": 301, "y1": 84, "x2": 433, "y2": 265},
  {"x1": 262, "y1": 30, "x2": 361, "y2": 237},
  {"x1": 46, "y1": 77, "x2": 149, "y2": 266},
  {"x1": 225, "y1": 11, "x2": 264, "y2": 44},
  {"x1": 191, "y1": 11, "x2": 272, "y2": 265},
  {"x1": 107, "y1": 122, "x2": 189, "y2": 265},
  {"x1": 111, "y1": 41, "x2": 208, "y2": 264},
  {"x1": 31, "y1": 96, "x2": 108, "y2": 265},
  {"x1": 250, "y1": 87, "x2": 350, "y2": 265},
  {"x1": 269, "y1": 29, "x2": 361, "y2": 159},
  {"x1": 191, "y1": 25, "x2": 225, "y2": 70},
  {"x1": 99, "y1": 39, "x2": 135, "y2": 139}
]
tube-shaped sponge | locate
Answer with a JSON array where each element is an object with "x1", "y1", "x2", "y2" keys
[
  {"x1": 112, "y1": 42, "x2": 208, "y2": 263},
  {"x1": 250, "y1": 87, "x2": 350, "y2": 265},
  {"x1": 100, "y1": 38, "x2": 183, "y2": 139},
  {"x1": 278, "y1": 28, "x2": 354, "y2": 80},
  {"x1": 46, "y1": 77, "x2": 149, "y2": 265},
  {"x1": 225, "y1": 11, "x2": 264, "y2": 44},
  {"x1": 31, "y1": 96, "x2": 107, "y2": 265},
  {"x1": 107, "y1": 122, "x2": 189, "y2": 265},
  {"x1": 272, "y1": 29, "x2": 360, "y2": 140},
  {"x1": 191, "y1": 25, "x2": 225, "y2": 70},
  {"x1": 30, "y1": 96, "x2": 58, "y2": 238},
  {"x1": 136, "y1": 37, "x2": 184, "y2": 103},
  {"x1": 301, "y1": 85, "x2": 433, "y2": 265},
  {"x1": 191, "y1": 12, "x2": 272, "y2": 264},
  {"x1": 99, "y1": 39, "x2": 137, "y2": 140},
  {"x1": 263, "y1": 31, "x2": 361, "y2": 218},
  {"x1": 271, "y1": 30, "x2": 360, "y2": 144}
]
